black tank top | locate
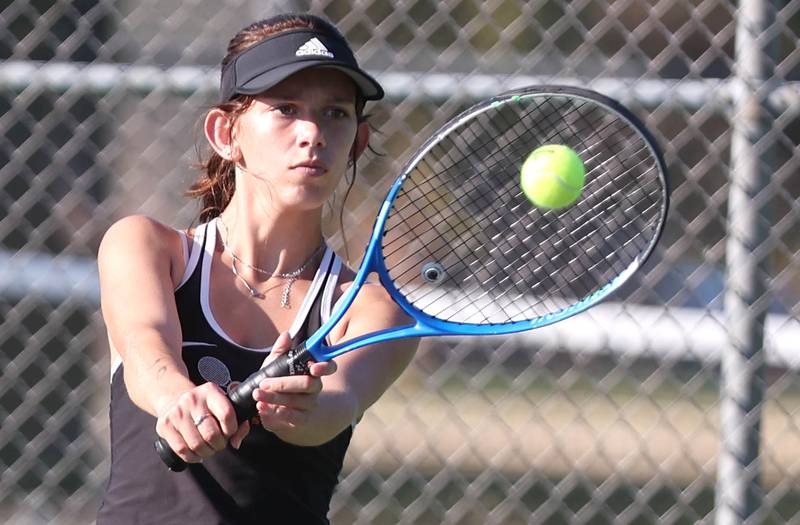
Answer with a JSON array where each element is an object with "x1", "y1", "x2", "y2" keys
[{"x1": 97, "y1": 220, "x2": 351, "y2": 525}]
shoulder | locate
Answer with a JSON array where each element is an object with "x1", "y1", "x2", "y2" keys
[
  {"x1": 100, "y1": 215, "x2": 183, "y2": 256},
  {"x1": 351, "y1": 283, "x2": 400, "y2": 315},
  {"x1": 98, "y1": 215, "x2": 186, "y2": 284},
  {"x1": 334, "y1": 264, "x2": 404, "y2": 321},
  {"x1": 335, "y1": 280, "x2": 411, "y2": 339}
]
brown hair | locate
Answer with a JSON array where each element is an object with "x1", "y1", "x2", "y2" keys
[{"x1": 188, "y1": 14, "x2": 366, "y2": 222}]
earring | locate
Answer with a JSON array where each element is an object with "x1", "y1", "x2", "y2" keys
[{"x1": 222, "y1": 147, "x2": 232, "y2": 159}]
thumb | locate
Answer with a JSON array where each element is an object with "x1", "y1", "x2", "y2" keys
[{"x1": 261, "y1": 331, "x2": 292, "y2": 367}]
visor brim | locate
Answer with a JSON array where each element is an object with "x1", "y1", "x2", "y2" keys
[{"x1": 234, "y1": 61, "x2": 384, "y2": 101}]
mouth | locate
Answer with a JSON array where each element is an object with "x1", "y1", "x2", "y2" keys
[{"x1": 291, "y1": 160, "x2": 328, "y2": 176}]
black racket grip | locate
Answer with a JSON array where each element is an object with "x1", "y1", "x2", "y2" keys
[
  {"x1": 154, "y1": 437, "x2": 187, "y2": 471},
  {"x1": 154, "y1": 347, "x2": 312, "y2": 472},
  {"x1": 228, "y1": 347, "x2": 312, "y2": 415}
]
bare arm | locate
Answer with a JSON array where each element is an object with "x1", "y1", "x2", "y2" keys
[
  {"x1": 253, "y1": 283, "x2": 418, "y2": 446},
  {"x1": 99, "y1": 215, "x2": 189, "y2": 414},
  {"x1": 98, "y1": 215, "x2": 246, "y2": 461}
]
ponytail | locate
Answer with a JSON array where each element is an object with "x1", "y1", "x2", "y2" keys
[{"x1": 186, "y1": 150, "x2": 236, "y2": 222}]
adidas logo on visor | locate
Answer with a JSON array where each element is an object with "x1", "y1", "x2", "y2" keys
[{"x1": 296, "y1": 38, "x2": 334, "y2": 58}]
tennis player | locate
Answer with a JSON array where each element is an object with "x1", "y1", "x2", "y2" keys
[{"x1": 96, "y1": 13, "x2": 417, "y2": 524}]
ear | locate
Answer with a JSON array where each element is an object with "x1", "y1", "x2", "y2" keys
[
  {"x1": 350, "y1": 121, "x2": 371, "y2": 163},
  {"x1": 204, "y1": 108, "x2": 236, "y2": 159}
]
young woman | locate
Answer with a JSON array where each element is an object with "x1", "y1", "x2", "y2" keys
[{"x1": 96, "y1": 13, "x2": 417, "y2": 524}]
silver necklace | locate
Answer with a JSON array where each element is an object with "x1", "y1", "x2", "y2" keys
[{"x1": 218, "y1": 219, "x2": 324, "y2": 308}]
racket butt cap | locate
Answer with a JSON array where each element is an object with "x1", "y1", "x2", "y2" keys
[{"x1": 154, "y1": 437, "x2": 188, "y2": 472}]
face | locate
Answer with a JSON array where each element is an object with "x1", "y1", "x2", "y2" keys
[{"x1": 230, "y1": 68, "x2": 364, "y2": 212}]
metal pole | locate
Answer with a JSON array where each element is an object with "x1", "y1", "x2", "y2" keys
[{"x1": 715, "y1": 0, "x2": 776, "y2": 523}]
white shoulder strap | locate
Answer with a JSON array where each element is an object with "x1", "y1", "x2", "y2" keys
[
  {"x1": 287, "y1": 246, "x2": 334, "y2": 339},
  {"x1": 176, "y1": 222, "x2": 207, "y2": 290},
  {"x1": 320, "y1": 252, "x2": 344, "y2": 325}
]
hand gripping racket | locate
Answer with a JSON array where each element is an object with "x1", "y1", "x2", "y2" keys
[{"x1": 156, "y1": 85, "x2": 670, "y2": 471}]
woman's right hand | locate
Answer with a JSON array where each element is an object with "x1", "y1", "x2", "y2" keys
[{"x1": 154, "y1": 382, "x2": 251, "y2": 463}]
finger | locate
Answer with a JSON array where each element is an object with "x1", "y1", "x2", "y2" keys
[
  {"x1": 253, "y1": 391, "x2": 317, "y2": 411},
  {"x1": 307, "y1": 360, "x2": 336, "y2": 377},
  {"x1": 181, "y1": 413, "x2": 217, "y2": 459},
  {"x1": 261, "y1": 331, "x2": 293, "y2": 367},
  {"x1": 257, "y1": 374, "x2": 322, "y2": 395},
  {"x1": 157, "y1": 424, "x2": 203, "y2": 464},
  {"x1": 156, "y1": 402, "x2": 208, "y2": 463},
  {"x1": 193, "y1": 413, "x2": 227, "y2": 452},
  {"x1": 206, "y1": 390, "x2": 238, "y2": 439},
  {"x1": 258, "y1": 404, "x2": 311, "y2": 430},
  {"x1": 230, "y1": 419, "x2": 250, "y2": 450}
]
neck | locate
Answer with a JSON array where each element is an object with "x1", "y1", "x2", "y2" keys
[{"x1": 217, "y1": 201, "x2": 325, "y2": 277}]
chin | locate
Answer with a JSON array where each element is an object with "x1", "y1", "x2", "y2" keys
[{"x1": 279, "y1": 187, "x2": 333, "y2": 212}]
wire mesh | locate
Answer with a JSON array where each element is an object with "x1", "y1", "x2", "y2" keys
[{"x1": 1, "y1": 0, "x2": 799, "y2": 523}]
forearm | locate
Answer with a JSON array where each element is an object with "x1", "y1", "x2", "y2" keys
[
  {"x1": 272, "y1": 340, "x2": 417, "y2": 447},
  {"x1": 119, "y1": 331, "x2": 195, "y2": 417},
  {"x1": 272, "y1": 387, "x2": 360, "y2": 446}
]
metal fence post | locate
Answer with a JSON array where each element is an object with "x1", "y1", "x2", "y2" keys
[{"x1": 716, "y1": 0, "x2": 777, "y2": 523}]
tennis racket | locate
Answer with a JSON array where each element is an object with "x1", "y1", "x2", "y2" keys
[{"x1": 156, "y1": 85, "x2": 670, "y2": 471}]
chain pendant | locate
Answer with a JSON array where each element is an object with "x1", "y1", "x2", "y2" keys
[{"x1": 280, "y1": 278, "x2": 296, "y2": 308}]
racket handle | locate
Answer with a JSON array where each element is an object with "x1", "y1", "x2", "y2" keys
[
  {"x1": 228, "y1": 347, "x2": 312, "y2": 413},
  {"x1": 154, "y1": 437, "x2": 187, "y2": 472},
  {"x1": 154, "y1": 346, "x2": 313, "y2": 472}
]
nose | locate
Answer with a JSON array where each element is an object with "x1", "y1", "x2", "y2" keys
[{"x1": 295, "y1": 117, "x2": 326, "y2": 149}]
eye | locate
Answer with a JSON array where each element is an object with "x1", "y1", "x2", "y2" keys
[
  {"x1": 325, "y1": 107, "x2": 351, "y2": 119},
  {"x1": 275, "y1": 104, "x2": 298, "y2": 116}
]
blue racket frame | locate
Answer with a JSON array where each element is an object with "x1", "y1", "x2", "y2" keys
[
  {"x1": 302, "y1": 85, "x2": 666, "y2": 361},
  {"x1": 302, "y1": 187, "x2": 643, "y2": 362}
]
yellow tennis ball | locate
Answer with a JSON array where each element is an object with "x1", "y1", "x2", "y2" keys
[{"x1": 520, "y1": 145, "x2": 585, "y2": 209}]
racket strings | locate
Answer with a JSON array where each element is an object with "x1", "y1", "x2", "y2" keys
[
  {"x1": 384, "y1": 123, "x2": 527, "y2": 260},
  {"x1": 480, "y1": 102, "x2": 651, "y2": 293},
  {"x1": 438, "y1": 115, "x2": 648, "y2": 276},
  {"x1": 532, "y1": 106, "x2": 660, "y2": 274},
  {"x1": 385, "y1": 157, "x2": 527, "y2": 323},
  {"x1": 387, "y1": 111, "x2": 549, "y2": 312},
  {"x1": 382, "y1": 93, "x2": 665, "y2": 325},
  {"x1": 388, "y1": 163, "x2": 580, "y2": 322},
  {"x1": 508, "y1": 98, "x2": 619, "y2": 296},
  {"x1": 389, "y1": 124, "x2": 638, "y2": 319},
  {"x1": 382, "y1": 158, "x2": 496, "y2": 265}
]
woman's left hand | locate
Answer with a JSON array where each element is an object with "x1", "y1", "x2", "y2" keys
[{"x1": 252, "y1": 332, "x2": 337, "y2": 432}]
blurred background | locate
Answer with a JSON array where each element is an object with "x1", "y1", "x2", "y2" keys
[{"x1": 1, "y1": 0, "x2": 799, "y2": 523}]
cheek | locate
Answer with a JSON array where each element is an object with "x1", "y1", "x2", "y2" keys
[
  {"x1": 331, "y1": 123, "x2": 359, "y2": 159},
  {"x1": 239, "y1": 115, "x2": 288, "y2": 152}
]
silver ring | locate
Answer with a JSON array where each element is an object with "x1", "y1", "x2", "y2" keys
[{"x1": 193, "y1": 413, "x2": 211, "y2": 427}]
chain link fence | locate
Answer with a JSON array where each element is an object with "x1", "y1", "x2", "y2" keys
[{"x1": 1, "y1": 0, "x2": 799, "y2": 523}]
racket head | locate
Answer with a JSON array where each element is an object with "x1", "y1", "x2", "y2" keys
[
  {"x1": 308, "y1": 85, "x2": 669, "y2": 359},
  {"x1": 379, "y1": 86, "x2": 668, "y2": 326}
]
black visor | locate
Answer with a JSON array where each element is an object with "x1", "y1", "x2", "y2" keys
[{"x1": 219, "y1": 29, "x2": 384, "y2": 103}]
